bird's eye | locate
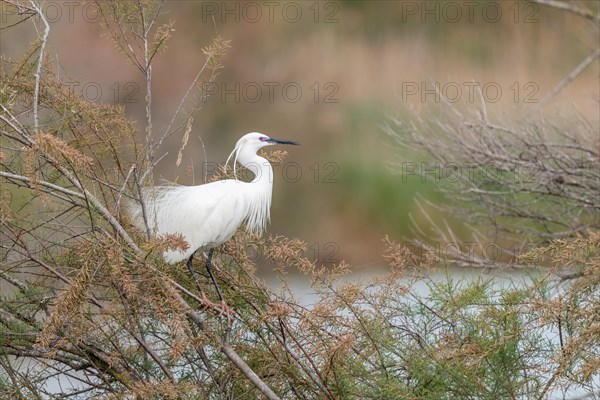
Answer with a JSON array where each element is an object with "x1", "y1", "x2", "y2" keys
[{"x1": 259, "y1": 136, "x2": 269, "y2": 142}]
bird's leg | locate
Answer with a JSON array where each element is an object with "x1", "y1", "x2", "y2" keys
[
  {"x1": 197, "y1": 249, "x2": 233, "y2": 322},
  {"x1": 205, "y1": 248, "x2": 225, "y2": 303},
  {"x1": 186, "y1": 251, "x2": 206, "y2": 297}
]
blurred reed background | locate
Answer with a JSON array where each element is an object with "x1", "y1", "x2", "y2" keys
[{"x1": 2, "y1": 0, "x2": 598, "y2": 269}]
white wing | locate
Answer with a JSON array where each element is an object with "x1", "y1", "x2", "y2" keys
[{"x1": 128, "y1": 180, "x2": 250, "y2": 263}]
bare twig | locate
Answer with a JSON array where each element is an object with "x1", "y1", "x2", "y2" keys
[
  {"x1": 0, "y1": 171, "x2": 85, "y2": 200},
  {"x1": 533, "y1": 0, "x2": 600, "y2": 23},
  {"x1": 535, "y1": 48, "x2": 600, "y2": 110},
  {"x1": 133, "y1": 167, "x2": 152, "y2": 238},
  {"x1": 28, "y1": 0, "x2": 49, "y2": 134}
]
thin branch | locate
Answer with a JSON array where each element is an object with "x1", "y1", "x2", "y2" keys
[
  {"x1": 45, "y1": 157, "x2": 140, "y2": 252},
  {"x1": 533, "y1": 0, "x2": 600, "y2": 23},
  {"x1": 0, "y1": 171, "x2": 85, "y2": 200},
  {"x1": 143, "y1": 20, "x2": 153, "y2": 158},
  {"x1": 113, "y1": 165, "x2": 135, "y2": 214},
  {"x1": 221, "y1": 343, "x2": 282, "y2": 400},
  {"x1": 535, "y1": 48, "x2": 600, "y2": 110},
  {"x1": 28, "y1": 0, "x2": 49, "y2": 134},
  {"x1": 134, "y1": 167, "x2": 152, "y2": 238},
  {"x1": 160, "y1": 56, "x2": 211, "y2": 142},
  {"x1": 0, "y1": 269, "x2": 29, "y2": 292}
]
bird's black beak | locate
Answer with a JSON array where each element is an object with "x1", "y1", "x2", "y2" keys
[{"x1": 268, "y1": 137, "x2": 300, "y2": 145}]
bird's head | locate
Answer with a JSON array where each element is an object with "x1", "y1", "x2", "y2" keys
[
  {"x1": 226, "y1": 132, "x2": 299, "y2": 178},
  {"x1": 240, "y1": 132, "x2": 299, "y2": 150}
]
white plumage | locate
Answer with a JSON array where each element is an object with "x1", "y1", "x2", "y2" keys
[{"x1": 127, "y1": 132, "x2": 298, "y2": 264}]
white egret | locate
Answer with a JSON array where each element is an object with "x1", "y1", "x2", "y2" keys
[{"x1": 127, "y1": 132, "x2": 299, "y2": 301}]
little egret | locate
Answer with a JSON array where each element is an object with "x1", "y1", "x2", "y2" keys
[{"x1": 127, "y1": 132, "x2": 299, "y2": 301}]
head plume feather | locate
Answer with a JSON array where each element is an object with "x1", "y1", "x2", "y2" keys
[{"x1": 225, "y1": 136, "x2": 246, "y2": 180}]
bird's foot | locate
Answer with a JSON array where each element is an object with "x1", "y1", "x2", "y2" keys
[
  {"x1": 198, "y1": 291, "x2": 218, "y2": 310},
  {"x1": 218, "y1": 300, "x2": 234, "y2": 326},
  {"x1": 197, "y1": 293, "x2": 233, "y2": 324}
]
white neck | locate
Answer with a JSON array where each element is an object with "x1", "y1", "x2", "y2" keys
[
  {"x1": 237, "y1": 148, "x2": 273, "y2": 185},
  {"x1": 236, "y1": 148, "x2": 273, "y2": 232}
]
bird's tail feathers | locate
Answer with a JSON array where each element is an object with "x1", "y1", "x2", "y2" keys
[{"x1": 124, "y1": 186, "x2": 175, "y2": 233}]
